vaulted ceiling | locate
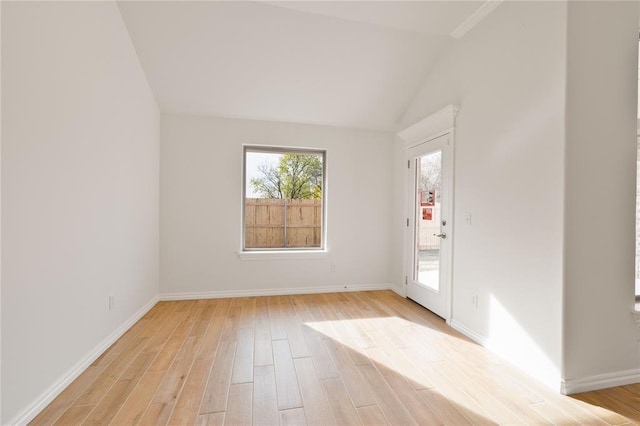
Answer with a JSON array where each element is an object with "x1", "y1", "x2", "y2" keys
[{"x1": 118, "y1": 1, "x2": 498, "y2": 131}]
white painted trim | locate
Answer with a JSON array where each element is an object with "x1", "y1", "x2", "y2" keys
[
  {"x1": 238, "y1": 250, "x2": 329, "y2": 261},
  {"x1": 450, "y1": 319, "x2": 561, "y2": 393},
  {"x1": 160, "y1": 283, "x2": 395, "y2": 301},
  {"x1": 391, "y1": 284, "x2": 406, "y2": 298},
  {"x1": 389, "y1": 283, "x2": 406, "y2": 298},
  {"x1": 419, "y1": 317, "x2": 639, "y2": 395},
  {"x1": 8, "y1": 296, "x2": 159, "y2": 426},
  {"x1": 450, "y1": 0, "x2": 503, "y2": 39},
  {"x1": 561, "y1": 369, "x2": 640, "y2": 395},
  {"x1": 450, "y1": 319, "x2": 488, "y2": 345},
  {"x1": 397, "y1": 105, "x2": 459, "y2": 148}
]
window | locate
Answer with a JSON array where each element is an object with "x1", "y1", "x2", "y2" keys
[{"x1": 243, "y1": 146, "x2": 325, "y2": 251}]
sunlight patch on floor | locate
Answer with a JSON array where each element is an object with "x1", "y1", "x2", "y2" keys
[{"x1": 303, "y1": 316, "x2": 502, "y2": 421}]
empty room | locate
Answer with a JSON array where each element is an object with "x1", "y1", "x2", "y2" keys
[{"x1": 3, "y1": 0, "x2": 640, "y2": 424}]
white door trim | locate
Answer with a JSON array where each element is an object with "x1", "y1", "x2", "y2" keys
[{"x1": 397, "y1": 104, "x2": 459, "y2": 148}]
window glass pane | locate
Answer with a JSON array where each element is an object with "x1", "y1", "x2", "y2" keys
[
  {"x1": 244, "y1": 148, "x2": 324, "y2": 250},
  {"x1": 415, "y1": 150, "x2": 441, "y2": 290}
]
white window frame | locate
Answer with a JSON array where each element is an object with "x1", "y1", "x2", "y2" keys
[{"x1": 240, "y1": 145, "x2": 328, "y2": 259}]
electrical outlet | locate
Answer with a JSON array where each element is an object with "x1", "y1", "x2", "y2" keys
[
  {"x1": 472, "y1": 294, "x2": 479, "y2": 308},
  {"x1": 109, "y1": 295, "x2": 115, "y2": 311},
  {"x1": 331, "y1": 264, "x2": 336, "y2": 272}
]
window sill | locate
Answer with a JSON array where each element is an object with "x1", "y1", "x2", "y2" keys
[{"x1": 238, "y1": 250, "x2": 328, "y2": 261}]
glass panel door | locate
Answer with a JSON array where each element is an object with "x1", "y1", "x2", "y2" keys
[{"x1": 406, "y1": 132, "x2": 452, "y2": 320}]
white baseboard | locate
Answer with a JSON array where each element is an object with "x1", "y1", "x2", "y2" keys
[
  {"x1": 561, "y1": 369, "x2": 640, "y2": 395},
  {"x1": 389, "y1": 283, "x2": 406, "y2": 298},
  {"x1": 160, "y1": 283, "x2": 396, "y2": 301},
  {"x1": 449, "y1": 319, "x2": 488, "y2": 345},
  {"x1": 450, "y1": 319, "x2": 561, "y2": 393},
  {"x1": 9, "y1": 296, "x2": 159, "y2": 426},
  {"x1": 452, "y1": 319, "x2": 640, "y2": 394}
]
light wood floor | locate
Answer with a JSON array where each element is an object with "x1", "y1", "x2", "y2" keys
[{"x1": 30, "y1": 291, "x2": 640, "y2": 425}]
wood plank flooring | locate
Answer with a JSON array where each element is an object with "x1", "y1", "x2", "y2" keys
[{"x1": 30, "y1": 291, "x2": 640, "y2": 425}]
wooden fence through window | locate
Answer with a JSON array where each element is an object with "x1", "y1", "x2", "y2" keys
[{"x1": 245, "y1": 198, "x2": 322, "y2": 248}]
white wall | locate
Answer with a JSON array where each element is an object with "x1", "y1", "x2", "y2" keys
[
  {"x1": 161, "y1": 114, "x2": 394, "y2": 296},
  {"x1": 0, "y1": 1, "x2": 3, "y2": 421},
  {"x1": 563, "y1": 0, "x2": 639, "y2": 389},
  {"x1": 2, "y1": 2, "x2": 159, "y2": 423},
  {"x1": 398, "y1": 1, "x2": 568, "y2": 389}
]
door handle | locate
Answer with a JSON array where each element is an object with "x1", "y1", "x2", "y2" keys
[{"x1": 433, "y1": 233, "x2": 447, "y2": 239}]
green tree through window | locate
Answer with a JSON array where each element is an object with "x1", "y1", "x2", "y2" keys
[{"x1": 250, "y1": 153, "x2": 322, "y2": 200}]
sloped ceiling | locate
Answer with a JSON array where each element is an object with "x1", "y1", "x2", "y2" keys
[{"x1": 118, "y1": 1, "x2": 490, "y2": 131}]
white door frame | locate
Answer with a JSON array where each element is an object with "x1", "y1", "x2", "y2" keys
[
  {"x1": 397, "y1": 105, "x2": 458, "y2": 323},
  {"x1": 406, "y1": 134, "x2": 453, "y2": 319}
]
